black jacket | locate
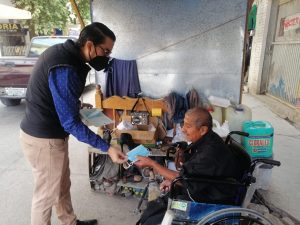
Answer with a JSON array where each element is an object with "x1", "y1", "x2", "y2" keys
[{"x1": 179, "y1": 130, "x2": 241, "y2": 204}]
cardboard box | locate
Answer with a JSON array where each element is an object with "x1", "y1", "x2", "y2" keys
[{"x1": 115, "y1": 116, "x2": 158, "y2": 144}]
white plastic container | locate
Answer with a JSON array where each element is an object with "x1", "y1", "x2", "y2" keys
[
  {"x1": 208, "y1": 95, "x2": 231, "y2": 108},
  {"x1": 208, "y1": 105, "x2": 223, "y2": 125},
  {"x1": 224, "y1": 104, "x2": 252, "y2": 142}
]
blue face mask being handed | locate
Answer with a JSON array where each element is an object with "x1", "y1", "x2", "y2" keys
[{"x1": 88, "y1": 46, "x2": 109, "y2": 71}]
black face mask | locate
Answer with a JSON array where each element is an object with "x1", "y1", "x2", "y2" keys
[
  {"x1": 89, "y1": 55, "x2": 109, "y2": 71},
  {"x1": 88, "y1": 46, "x2": 109, "y2": 71}
]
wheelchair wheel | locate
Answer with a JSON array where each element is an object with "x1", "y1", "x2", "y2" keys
[{"x1": 196, "y1": 208, "x2": 272, "y2": 225}]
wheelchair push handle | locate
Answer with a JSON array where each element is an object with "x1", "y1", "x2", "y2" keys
[
  {"x1": 225, "y1": 131, "x2": 249, "y2": 144},
  {"x1": 228, "y1": 131, "x2": 249, "y2": 137}
]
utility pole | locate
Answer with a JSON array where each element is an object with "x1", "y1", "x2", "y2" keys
[{"x1": 69, "y1": 0, "x2": 85, "y2": 29}]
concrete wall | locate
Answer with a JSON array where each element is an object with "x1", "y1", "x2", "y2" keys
[
  {"x1": 260, "y1": 0, "x2": 279, "y2": 94},
  {"x1": 92, "y1": 0, "x2": 247, "y2": 103},
  {"x1": 248, "y1": 0, "x2": 273, "y2": 94}
]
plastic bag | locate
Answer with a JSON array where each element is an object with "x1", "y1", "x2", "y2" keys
[
  {"x1": 212, "y1": 119, "x2": 229, "y2": 138},
  {"x1": 116, "y1": 120, "x2": 135, "y2": 130},
  {"x1": 172, "y1": 123, "x2": 187, "y2": 143}
]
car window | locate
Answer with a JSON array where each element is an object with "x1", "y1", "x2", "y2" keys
[{"x1": 28, "y1": 37, "x2": 76, "y2": 57}]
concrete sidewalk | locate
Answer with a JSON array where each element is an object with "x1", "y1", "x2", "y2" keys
[{"x1": 242, "y1": 93, "x2": 300, "y2": 220}]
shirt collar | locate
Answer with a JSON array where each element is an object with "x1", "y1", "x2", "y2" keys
[{"x1": 187, "y1": 129, "x2": 214, "y2": 152}]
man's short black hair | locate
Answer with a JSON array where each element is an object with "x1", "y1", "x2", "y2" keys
[{"x1": 76, "y1": 22, "x2": 116, "y2": 47}]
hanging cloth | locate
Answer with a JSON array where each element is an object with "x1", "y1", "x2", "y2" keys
[
  {"x1": 164, "y1": 92, "x2": 187, "y2": 124},
  {"x1": 105, "y1": 58, "x2": 141, "y2": 97},
  {"x1": 185, "y1": 88, "x2": 204, "y2": 109},
  {"x1": 247, "y1": 4, "x2": 257, "y2": 31}
]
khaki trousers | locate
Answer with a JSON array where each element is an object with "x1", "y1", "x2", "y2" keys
[{"x1": 20, "y1": 130, "x2": 77, "y2": 225}]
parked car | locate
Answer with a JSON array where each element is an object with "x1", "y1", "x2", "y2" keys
[{"x1": 0, "y1": 36, "x2": 95, "y2": 106}]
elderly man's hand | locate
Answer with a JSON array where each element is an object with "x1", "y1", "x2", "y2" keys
[
  {"x1": 107, "y1": 146, "x2": 127, "y2": 164},
  {"x1": 134, "y1": 156, "x2": 155, "y2": 168},
  {"x1": 160, "y1": 179, "x2": 172, "y2": 193}
]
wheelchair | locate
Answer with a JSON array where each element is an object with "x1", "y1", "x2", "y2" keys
[{"x1": 161, "y1": 131, "x2": 281, "y2": 225}]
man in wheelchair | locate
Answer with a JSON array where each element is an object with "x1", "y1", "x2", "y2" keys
[{"x1": 135, "y1": 107, "x2": 246, "y2": 225}]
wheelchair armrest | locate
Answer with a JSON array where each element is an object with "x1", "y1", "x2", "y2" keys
[
  {"x1": 252, "y1": 158, "x2": 281, "y2": 167},
  {"x1": 169, "y1": 176, "x2": 244, "y2": 199},
  {"x1": 249, "y1": 159, "x2": 281, "y2": 174}
]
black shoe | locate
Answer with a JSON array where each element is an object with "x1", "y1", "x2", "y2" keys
[{"x1": 76, "y1": 219, "x2": 98, "y2": 225}]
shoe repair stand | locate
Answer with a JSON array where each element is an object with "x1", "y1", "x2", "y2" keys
[
  {"x1": 87, "y1": 85, "x2": 171, "y2": 212},
  {"x1": 88, "y1": 146, "x2": 167, "y2": 186},
  {"x1": 88, "y1": 144, "x2": 172, "y2": 214}
]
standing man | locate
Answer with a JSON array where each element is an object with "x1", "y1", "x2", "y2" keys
[{"x1": 20, "y1": 23, "x2": 126, "y2": 225}]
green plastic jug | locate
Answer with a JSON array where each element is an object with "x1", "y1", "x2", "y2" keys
[{"x1": 242, "y1": 121, "x2": 273, "y2": 158}]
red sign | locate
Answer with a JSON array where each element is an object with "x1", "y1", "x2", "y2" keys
[
  {"x1": 284, "y1": 13, "x2": 300, "y2": 32},
  {"x1": 249, "y1": 139, "x2": 270, "y2": 147}
]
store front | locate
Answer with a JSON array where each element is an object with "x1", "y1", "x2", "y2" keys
[
  {"x1": 264, "y1": 0, "x2": 300, "y2": 108},
  {"x1": 0, "y1": 22, "x2": 28, "y2": 56}
]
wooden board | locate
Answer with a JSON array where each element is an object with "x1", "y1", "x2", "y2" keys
[{"x1": 95, "y1": 85, "x2": 167, "y2": 113}]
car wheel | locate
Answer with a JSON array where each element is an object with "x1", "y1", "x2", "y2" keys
[{"x1": 0, "y1": 98, "x2": 21, "y2": 106}]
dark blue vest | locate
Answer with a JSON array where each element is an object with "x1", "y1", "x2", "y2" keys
[{"x1": 21, "y1": 40, "x2": 91, "y2": 138}]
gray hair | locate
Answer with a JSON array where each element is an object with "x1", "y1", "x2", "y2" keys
[{"x1": 185, "y1": 107, "x2": 212, "y2": 129}]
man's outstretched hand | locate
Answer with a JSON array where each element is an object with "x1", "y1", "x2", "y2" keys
[
  {"x1": 134, "y1": 156, "x2": 155, "y2": 168},
  {"x1": 107, "y1": 146, "x2": 127, "y2": 164}
]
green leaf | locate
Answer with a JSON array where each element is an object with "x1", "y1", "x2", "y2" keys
[{"x1": 12, "y1": 0, "x2": 91, "y2": 36}]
